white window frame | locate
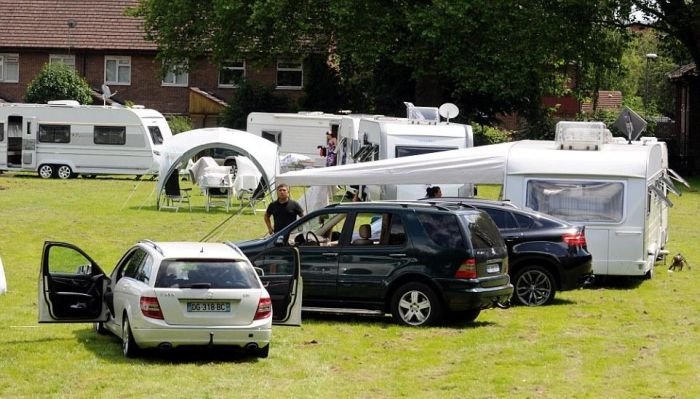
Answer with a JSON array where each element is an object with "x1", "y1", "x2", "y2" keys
[
  {"x1": 104, "y1": 56, "x2": 131, "y2": 85},
  {"x1": 276, "y1": 60, "x2": 303, "y2": 89},
  {"x1": 162, "y1": 63, "x2": 188, "y2": 87},
  {"x1": 49, "y1": 54, "x2": 76, "y2": 70},
  {"x1": 0, "y1": 53, "x2": 20, "y2": 83},
  {"x1": 218, "y1": 61, "x2": 246, "y2": 88}
]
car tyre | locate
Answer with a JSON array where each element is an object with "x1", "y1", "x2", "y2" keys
[
  {"x1": 56, "y1": 165, "x2": 72, "y2": 180},
  {"x1": 256, "y1": 344, "x2": 270, "y2": 358},
  {"x1": 38, "y1": 164, "x2": 54, "y2": 179},
  {"x1": 122, "y1": 316, "x2": 140, "y2": 358},
  {"x1": 391, "y1": 282, "x2": 443, "y2": 326},
  {"x1": 512, "y1": 265, "x2": 556, "y2": 306}
]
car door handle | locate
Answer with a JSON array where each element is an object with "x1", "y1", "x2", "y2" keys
[
  {"x1": 322, "y1": 252, "x2": 339, "y2": 257},
  {"x1": 389, "y1": 253, "x2": 407, "y2": 258}
]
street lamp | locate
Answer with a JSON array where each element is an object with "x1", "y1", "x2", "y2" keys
[{"x1": 644, "y1": 53, "x2": 657, "y2": 112}]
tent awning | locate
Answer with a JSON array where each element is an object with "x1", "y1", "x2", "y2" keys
[{"x1": 276, "y1": 142, "x2": 515, "y2": 186}]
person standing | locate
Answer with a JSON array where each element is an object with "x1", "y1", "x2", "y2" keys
[{"x1": 264, "y1": 184, "x2": 304, "y2": 234}]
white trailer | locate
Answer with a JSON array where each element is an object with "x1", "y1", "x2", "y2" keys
[
  {"x1": 277, "y1": 121, "x2": 683, "y2": 278},
  {"x1": 0, "y1": 101, "x2": 172, "y2": 178},
  {"x1": 246, "y1": 111, "x2": 344, "y2": 166},
  {"x1": 501, "y1": 123, "x2": 674, "y2": 277}
]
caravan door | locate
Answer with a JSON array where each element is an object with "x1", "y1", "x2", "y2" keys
[{"x1": 22, "y1": 117, "x2": 38, "y2": 170}]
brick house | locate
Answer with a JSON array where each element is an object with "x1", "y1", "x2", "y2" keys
[{"x1": 0, "y1": 0, "x2": 305, "y2": 127}]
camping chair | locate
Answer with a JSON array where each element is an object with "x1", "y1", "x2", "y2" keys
[
  {"x1": 235, "y1": 174, "x2": 264, "y2": 214},
  {"x1": 160, "y1": 172, "x2": 192, "y2": 212}
]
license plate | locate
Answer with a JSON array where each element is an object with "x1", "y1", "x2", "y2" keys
[
  {"x1": 486, "y1": 264, "x2": 500, "y2": 273},
  {"x1": 187, "y1": 302, "x2": 231, "y2": 312}
]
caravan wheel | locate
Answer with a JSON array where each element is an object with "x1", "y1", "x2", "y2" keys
[
  {"x1": 57, "y1": 165, "x2": 73, "y2": 180},
  {"x1": 38, "y1": 164, "x2": 54, "y2": 179}
]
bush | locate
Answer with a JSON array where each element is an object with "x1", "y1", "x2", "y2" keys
[
  {"x1": 24, "y1": 63, "x2": 93, "y2": 104},
  {"x1": 472, "y1": 123, "x2": 512, "y2": 146},
  {"x1": 167, "y1": 115, "x2": 193, "y2": 134}
]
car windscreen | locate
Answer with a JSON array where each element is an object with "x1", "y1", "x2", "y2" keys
[{"x1": 155, "y1": 259, "x2": 261, "y2": 289}]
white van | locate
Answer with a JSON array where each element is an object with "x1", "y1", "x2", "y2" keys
[{"x1": 0, "y1": 101, "x2": 172, "y2": 178}]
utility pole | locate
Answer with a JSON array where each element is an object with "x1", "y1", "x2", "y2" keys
[{"x1": 644, "y1": 53, "x2": 657, "y2": 113}]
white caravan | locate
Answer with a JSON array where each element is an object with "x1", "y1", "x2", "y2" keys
[
  {"x1": 246, "y1": 111, "x2": 344, "y2": 166},
  {"x1": 277, "y1": 121, "x2": 683, "y2": 278},
  {"x1": 340, "y1": 105, "x2": 474, "y2": 199},
  {"x1": 0, "y1": 101, "x2": 172, "y2": 179}
]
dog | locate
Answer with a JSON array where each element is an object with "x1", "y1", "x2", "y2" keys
[{"x1": 668, "y1": 253, "x2": 691, "y2": 271}]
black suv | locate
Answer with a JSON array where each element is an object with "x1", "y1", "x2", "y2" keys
[
  {"x1": 234, "y1": 201, "x2": 513, "y2": 326},
  {"x1": 421, "y1": 198, "x2": 593, "y2": 306}
]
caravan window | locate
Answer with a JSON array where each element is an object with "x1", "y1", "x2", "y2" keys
[
  {"x1": 148, "y1": 126, "x2": 164, "y2": 145},
  {"x1": 526, "y1": 180, "x2": 624, "y2": 223},
  {"x1": 39, "y1": 125, "x2": 71, "y2": 143},
  {"x1": 0, "y1": 123, "x2": 3, "y2": 141},
  {"x1": 262, "y1": 130, "x2": 281, "y2": 145},
  {"x1": 395, "y1": 146, "x2": 456, "y2": 158},
  {"x1": 94, "y1": 126, "x2": 126, "y2": 145}
]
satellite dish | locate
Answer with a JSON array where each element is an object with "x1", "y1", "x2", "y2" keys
[
  {"x1": 613, "y1": 106, "x2": 647, "y2": 143},
  {"x1": 101, "y1": 84, "x2": 117, "y2": 106},
  {"x1": 438, "y1": 103, "x2": 459, "y2": 122}
]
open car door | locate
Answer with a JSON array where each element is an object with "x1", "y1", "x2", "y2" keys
[
  {"x1": 38, "y1": 241, "x2": 110, "y2": 323},
  {"x1": 250, "y1": 247, "x2": 303, "y2": 326}
]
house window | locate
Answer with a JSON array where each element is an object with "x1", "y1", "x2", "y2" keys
[
  {"x1": 219, "y1": 61, "x2": 245, "y2": 87},
  {"x1": 94, "y1": 126, "x2": 126, "y2": 145},
  {"x1": 276, "y1": 60, "x2": 303, "y2": 89},
  {"x1": 0, "y1": 54, "x2": 19, "y2": 83},
  {"x1": 162, "y1": 64, "x2": 188, "y2": 86},
  {"x1": 39, "y1": 125, "x2": 71, "y2": 143},
  {"x1": 49, "y1": 54, "x2": 76, "y2": 69},
  {"x1": 105, "y1": 56, "x2": 131, "y2": 85}
]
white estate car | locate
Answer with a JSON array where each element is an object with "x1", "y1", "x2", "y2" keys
[{"x1": 38, "y1": 240, "x2": 302, "y2": 358}]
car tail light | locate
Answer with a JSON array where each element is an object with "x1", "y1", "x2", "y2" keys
[
  {"x1": 254, "y1": 295, "x2": 272, "y2": 320},
  {"x1": 455, "y1": 258, "x2": 477, "y2": 279},
  {"x1": 140, "y1": 296, "x2": 164, "y2": 320},
  {"x1": 563, "y1": 231, "x2": 587, "y2": 247}
]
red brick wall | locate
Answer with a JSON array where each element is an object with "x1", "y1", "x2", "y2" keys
[{"x1": 0, "y1": 49, "x2": 305, "y2": 116}]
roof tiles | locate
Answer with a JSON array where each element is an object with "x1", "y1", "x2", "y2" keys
[{"x1": 0, "y1": 0, "x2": 156, "y2": 51}]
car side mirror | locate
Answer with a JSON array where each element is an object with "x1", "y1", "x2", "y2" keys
[
  {"x1": 274, "y1": 236, "x2": 285, "y2": 246},
  {"x1": 254, "y1": 266, "x2": 264, "y2": 277}
]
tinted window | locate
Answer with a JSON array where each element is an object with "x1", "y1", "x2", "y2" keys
[
  {"x1": 350, "y1": 212, "x2": 406, "y2": 246},
  {"x1": 148, "y1": 126, "x2": 163, "y2": 145},
  {"x1": 461, "y1": 213, "x2": 504, "y2": 249},
  {"x1": 94, "y1": 126, "x2": 126, "y2": 145},
  {"x1": 155, "y1": 259, "x2": 260, "y2": 289},
  {"x1": 480, "y1": 207, "x2": 518, "y2": 229},
  {"x1": 288, "y1": 212, "x2": 347, "y2": 246},
  {"x1": 417, "y1": 212, "x2": 465, "y2": 249},
  {"x1": 121, "y1": 249, "x2": 147, "y2": 279},
  {"x1": 39, "y1": 125, "x2": 70, "y2": 143},
  {"x1": 395, "y1": 146, "x2": 456, "y2": 158}
]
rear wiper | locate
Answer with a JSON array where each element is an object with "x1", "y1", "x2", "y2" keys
[{"x1": 187, "y1": 283, "x2": 212, "y2": 289}]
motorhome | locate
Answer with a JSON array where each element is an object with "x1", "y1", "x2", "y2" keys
[
  {"x1": 246, "y1": 111, "x2": 344, "y2": 166},
  {"x1": 277, "y1": 121, "x2": 683, "y2": 278},
  {"x1": 0, "y1": 101, "x2": 172, "y2": 179}
]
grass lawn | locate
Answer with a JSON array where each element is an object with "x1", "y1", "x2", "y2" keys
[{"x1": 0, "y1": 173, "x2": 698, "y2": 398}]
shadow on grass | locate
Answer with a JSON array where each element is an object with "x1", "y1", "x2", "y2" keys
[
  {"x1": 301, "y1": 311, "x2": 497, "y2": 329},
  {"x1": 584, "y1": 275, "x2": 645, "y2": 290},
  {"x1": 73, "y1": 328, "x2": 264, "y2": 364}
]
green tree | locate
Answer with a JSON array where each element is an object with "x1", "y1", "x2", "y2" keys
[
  {"x1": 219, "y1": 80, "x2": 292, "y2": 130},
  {"x1": 24, "y1": 63, "x2": 93, "y2": 104},
  {"x1": 131, "y1": 0, "x2": 627, "y2": 133}
]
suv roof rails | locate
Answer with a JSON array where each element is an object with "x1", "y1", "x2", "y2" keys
[{"x1": 139, "y1": 239, "x2": 164, "y2": 256}]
